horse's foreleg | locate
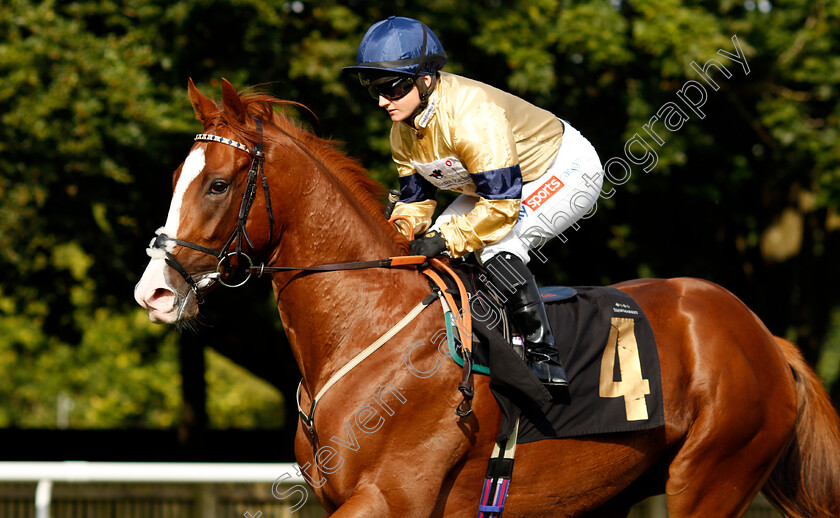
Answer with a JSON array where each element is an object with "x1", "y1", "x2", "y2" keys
[
  {"x1": 324, "y1": 485, "x2": 390, "y2": 517},
  {"x1": 327, "y1": 483, "x2": 448, "y2": 518}
]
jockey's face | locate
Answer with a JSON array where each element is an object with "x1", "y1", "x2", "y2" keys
[{"x1": 378, "y1": 75, "x2": 432, "y2": 122}]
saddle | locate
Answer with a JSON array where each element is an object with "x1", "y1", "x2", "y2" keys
[{"x1": 425, "y1": 259, "x2": 665, "y2": 444}]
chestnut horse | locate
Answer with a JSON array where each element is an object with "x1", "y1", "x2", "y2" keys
[{"x1": 135, "y1": 79, "x2": 840, "y2": 517}]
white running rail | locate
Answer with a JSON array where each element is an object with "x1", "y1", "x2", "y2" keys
[{"x1": 0, "y1": 461, "x2": 305, "y2": 518}]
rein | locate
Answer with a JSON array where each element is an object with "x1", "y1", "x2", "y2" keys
[
  {"x1": 295, "y1": 260, "x2": 477, "y2": 450},
  {"x1": 149, "y1": 120, "x2": 476, "y2": 430},
  {"x1": 149, "y1": 122, "x2": 433, "y2": 301}
]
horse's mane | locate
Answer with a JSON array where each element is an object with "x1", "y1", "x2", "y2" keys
[{"x1": 207, "y1": 90, "x2": 407, "y2": 250}]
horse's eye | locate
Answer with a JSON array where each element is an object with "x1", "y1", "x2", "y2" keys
[{"x1": 209, "y1": 181, "x2": 229, "y2": 194}]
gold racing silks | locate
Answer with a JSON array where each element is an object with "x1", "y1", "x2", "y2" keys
[{"x1": 390, "y1": 72, "x2": 564, "y2": 258}]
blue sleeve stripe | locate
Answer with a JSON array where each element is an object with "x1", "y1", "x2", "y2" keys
[
  {"x1": 398, "y1": 173, "x2": 438, "y2": 203},
  {"x1": 472, "y1": 165, "x2": 523, "y2": 200}
]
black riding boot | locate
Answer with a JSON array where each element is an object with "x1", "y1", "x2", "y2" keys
[{"x1": 484, "y1": 254, "x2": 569, "y2": 392}]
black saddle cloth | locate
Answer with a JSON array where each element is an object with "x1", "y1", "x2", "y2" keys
[{"x1": 436, "y1": 261, "x2": 665, "y2": 443}]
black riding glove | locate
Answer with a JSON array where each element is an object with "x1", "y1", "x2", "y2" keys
[{"x1": 409, "y1": 231, "x2": 447, "y2": 258}]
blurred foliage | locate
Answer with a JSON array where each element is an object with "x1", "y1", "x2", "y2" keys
[
  {"x1": 0, "y1": 0, "x2": 838, "y2": 432},
  {"x1": 817, "y1": 307, "x2": 840, "y2": 391},
  {"x1": 0, "y1": 303, "x2": 181, "y2": 428},
  {"x1": 205, "y1": 348, "x2": 285, "y2": 429}
]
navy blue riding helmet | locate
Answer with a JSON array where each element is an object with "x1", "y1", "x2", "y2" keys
[{"x1": 343, "y1": 16, "x2": 447, "y2": 81}]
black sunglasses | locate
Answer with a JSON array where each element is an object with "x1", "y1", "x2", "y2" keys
[{"x1": 367, "y1": 76, "x2": 417, "y2": 101}]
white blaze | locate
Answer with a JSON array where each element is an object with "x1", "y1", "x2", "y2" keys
[
  {"x1": 134, "y1": 146, "x2": 207, "y2": 322},
  {"x1": 163, "y1": 147, "x2": 206, "y2": 236}
]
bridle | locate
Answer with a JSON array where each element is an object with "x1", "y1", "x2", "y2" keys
[
  {"x1": 144, "y1": 116, "x2": 475, "y2": 418},
  {"x1": 147, "y1": 118, "x2": 274, "y2": 303},
  {"x1": 147, "y1": 117, "x2": 428, "y2": 303}
]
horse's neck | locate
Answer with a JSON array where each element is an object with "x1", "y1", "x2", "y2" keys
[{"x1": 267, "y1": 164, "x2": 427, "y2": 393}]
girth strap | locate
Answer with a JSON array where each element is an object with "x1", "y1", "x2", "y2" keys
[{"x1": 477, "y1": 418, "x2": 520, "y2": 518}]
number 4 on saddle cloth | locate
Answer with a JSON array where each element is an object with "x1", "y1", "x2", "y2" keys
[{"x1": 432, "y1": 262, "x2": 665, "y2": 444}]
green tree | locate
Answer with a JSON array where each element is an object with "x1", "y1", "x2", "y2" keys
[
  {"x1": 0, "y1": 0, "x2": 287, "y2": 431},
  {"x1": 0, "y1": 0, "x2": 189, "y2": 428},
  {"x1": 1, "y1": 0, "x2": 837, "y2": 437}
]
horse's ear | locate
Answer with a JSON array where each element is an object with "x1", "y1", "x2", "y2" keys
[
  {"x1": 221, "y1": 78, "x2": 247, "y2": 124},
  {"x1": 188, "y1": 78, "x2": 217, "y2": 124}
]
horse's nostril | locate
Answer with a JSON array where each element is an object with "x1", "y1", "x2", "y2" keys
[
  {"x1": 152, "y1": 287, "x2": 173, "y2": 301},
  {"x1": 146, "y1": 287, "x2": 177, "y2": 313}
]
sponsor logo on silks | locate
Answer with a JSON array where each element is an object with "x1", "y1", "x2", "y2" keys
[
  {"x1": 523, "y1": 175, "x2": 564, "y2": 211},
  {"x1": 518, "y1": 205, "x2": 527, "y2": 221},
  {"x1": 412, "y1": 157, "x2": 471, "y2": 190},
  {"x1": 561, "y1": 161, "x2": 580, "y2": 179}
]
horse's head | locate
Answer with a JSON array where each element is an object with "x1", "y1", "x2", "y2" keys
[
  {"x1": 135, "y1": 79, "x2": 280, "y2": 323},
  {"x1": 136, "y1": 79, "x2": 408, "y2": 324}
]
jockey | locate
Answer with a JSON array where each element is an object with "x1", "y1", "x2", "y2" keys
[{"x1": 344, "y1": 16, "x2": 605, "y2": 391}]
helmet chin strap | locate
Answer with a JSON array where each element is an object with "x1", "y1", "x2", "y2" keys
[{"x1": 409, "y1": 74, "x2": 438, "y2": 124}]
